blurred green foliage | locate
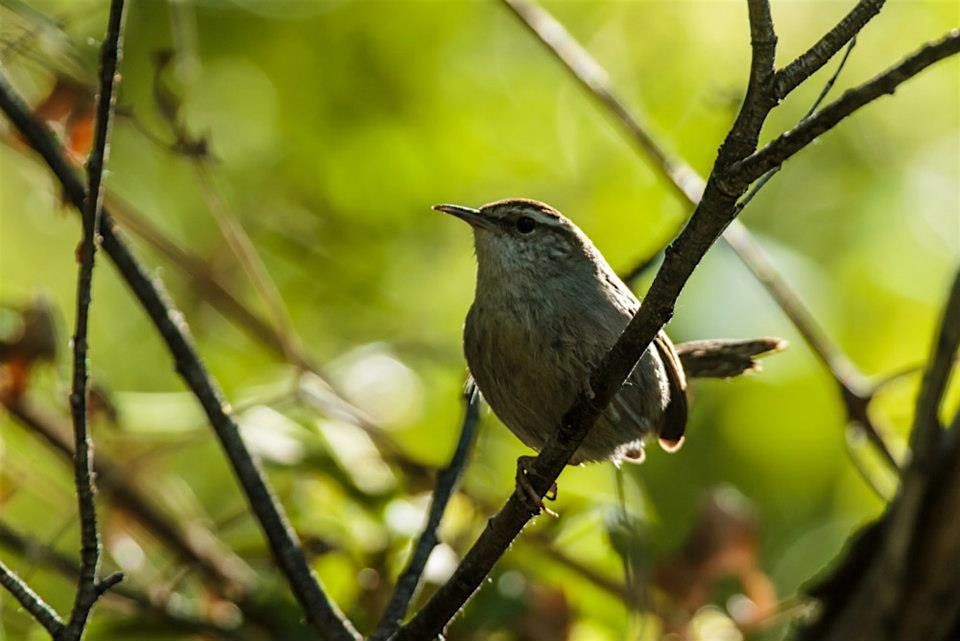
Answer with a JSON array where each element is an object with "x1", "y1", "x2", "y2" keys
[{"x1": 0, "y1": 1, "x2": 957, "y2": 639}]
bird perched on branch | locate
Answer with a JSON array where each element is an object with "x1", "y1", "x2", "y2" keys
[{"x1": 435, "y1": 198, "x2": 688, "y2": 513}]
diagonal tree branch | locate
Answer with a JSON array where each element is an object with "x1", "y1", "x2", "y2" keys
[
  {"x1": 61, "y1": 1, "x2": 126, "y2": 637},
  {"x1": 372, "y1": 382, "x2": 481, "y2": 640},
  {"x1": 0, "y1": 559, "x2": 64, "y2": 636},
  {"x1": 774, "y1": 0, "x2": 885, "y2": 99},
  {"x1": 725, "y1": 30, "x2": 960, "y2": 187},
  {"x1": 500, "y1": 0, "x2": 898, "y2": 470},
  {"x1": 0, "y1": 52, "x2": 360, "y2": 641}
]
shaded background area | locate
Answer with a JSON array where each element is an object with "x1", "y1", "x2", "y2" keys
[{"x1": 0, "y1": 0, "x2": 957, "y2": 639}]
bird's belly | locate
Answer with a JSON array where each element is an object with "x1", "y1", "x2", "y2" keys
[
  {"x1": 465, "y1": 307, "x2": 663, "y2": 463},
  {"x1": 468, "y1": 333, "x2": 574, "y2": 452}
]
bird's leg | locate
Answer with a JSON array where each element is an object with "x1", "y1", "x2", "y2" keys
[{"x1": 515, "y1": 455, "x2": 558, "y2": 517}]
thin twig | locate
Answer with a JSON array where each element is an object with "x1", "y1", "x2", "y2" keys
[
  {"x1": 0, "y1": 62, "x2": 361, "y2": 641},
  {"x1": 371, "y1": 382, "x2": 481, "y2": 640},
  {"x1": 725, "y1": 30, "x2": 960, "y2": 188},
  {"x1": 733, "y1": 37, "x2": 859, "y2": 216},
  {"x1": 193, "y1": 161, "x2": 302, "y2": 363},
  {"x1": 61, "y1": 1, "x2": 126, "y2": 637},
  {"x1": 773, "y1": 0, "x2": 884, "y2": 99},
  {"x1": 0, "y1": 559, "x2": 64, "y2": 636},
  {"x1": 868, "y1": 355, "x2": 960, "y2": 395}
]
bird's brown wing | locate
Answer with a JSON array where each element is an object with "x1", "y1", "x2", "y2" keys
[{"x1": 653, "y1": 330, "x2": 688, "y2": 449}]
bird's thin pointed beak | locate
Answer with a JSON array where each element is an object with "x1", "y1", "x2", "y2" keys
[{"x1": 433, "y1": 203, "x2": 494, "y2": 230}]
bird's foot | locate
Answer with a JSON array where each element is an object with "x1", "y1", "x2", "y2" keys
[{"x1": 515, "y1": 455, "x2": 558, "y2": 517}]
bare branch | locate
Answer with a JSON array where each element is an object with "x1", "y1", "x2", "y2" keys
[
  {"x1": 0, "y1": 559, "x2": 64, "y2": 636},
  {"x1": 372, "y1": 382, "x2": 481, "y2": 640},
  {"x1": 774, "y1": 0, "x2": 885, "y2": 99},
  {"x1": 62, "y1": 1, "x2": 127, "y2": 636},
  {"x1": 0, "y1": 59, "x2": 360, "y2": 641},
  {"x1": 910, "y1": 268, "x2": 960, "y2": 456},
  {"x1": 726, "y1": 30, "x2": 960, "y2": 187}
]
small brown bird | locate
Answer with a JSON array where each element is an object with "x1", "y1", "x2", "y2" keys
[{"x1": 436, "y1": 199, "x2": 687, "y2": 510}]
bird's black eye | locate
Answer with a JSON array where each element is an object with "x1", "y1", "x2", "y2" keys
[{"x1": 516, "y1": 216, "x2": 536, "y2": 234}]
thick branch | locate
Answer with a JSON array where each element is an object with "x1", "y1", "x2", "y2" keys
[
  {"x1": 727, "y1": 30, "x2": 960, "y2": 187},
  {"x1": 372, "y1": 383, "x2": 481, "y2": 640},
  {"x1": 774, "y1": 0, "x2": 885, "y2": 98},
  {"x1": 0, "y1": 59, "x2": 360, "y2": 641},
  {"x1": 62, "y1": 1, "x2": 126, "y2": 637},
  {"x1": 879, "y1": 269, "x2": 960, "y2": 620},
  {"x1": 910, "y1": 268, "x2": 960, "y2": 458},
  {"x1": 794, "y1": 269, "x2": 960, "y2": 641}
]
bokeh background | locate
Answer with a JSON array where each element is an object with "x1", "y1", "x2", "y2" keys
[{"x1": 0, "y1": 0, "x2": 957, "y2": 639}]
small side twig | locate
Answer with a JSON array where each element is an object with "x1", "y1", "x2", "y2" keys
[
  {"x1": 61, "y1": 1, "x2": 127, "y2": 637},
  {"x1": 725, "y1": 30, "x2": 960, "y2": 187},
  {"x1": 371, "y1": 381, "x2": 481, "y2": 640},
  {"x1": 0, "y1": 559, "x2": 64, "y2": 636},
  {"x1": 733, "y1": 36, "x2": 859, "y2": 217},
  {"x1": 773, "y1": 0, "x2": 884, "y2": 98}
]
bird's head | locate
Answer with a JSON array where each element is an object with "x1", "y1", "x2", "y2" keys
[{"x1": 433, "y1": 199, "x2": 601, "y2": 284}]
